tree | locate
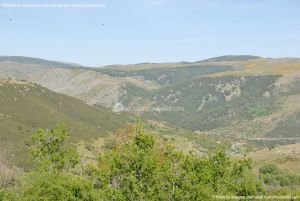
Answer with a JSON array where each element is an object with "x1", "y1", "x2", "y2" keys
[
  {"x1": 30, "y1": 123, "x2": 79, "y2": 172},
  {"x1": 20, "y1": 123, "x2": 91, "y2": 201}
]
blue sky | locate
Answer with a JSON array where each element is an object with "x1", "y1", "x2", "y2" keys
[{"x1": 0, "y1": 0, "x2": 300, "y2": 66}]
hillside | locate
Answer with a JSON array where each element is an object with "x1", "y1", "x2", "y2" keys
[
  {"x1": 0, "y1": 79, "x2": 132, "y2": 167},
  {"x1": 1, "y1": 56, "x2": 300, "y2": 197},
  {"x1": 91, "y1": 57, "x2": 300, "y2": 141},
  {"x1": 0, "y1": 57, "x2": 159, "y2": 107},
  {"x1": 1, "y1": 56, "x2": 300, "y2": 147}
]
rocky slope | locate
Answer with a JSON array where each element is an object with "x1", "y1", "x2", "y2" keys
[{"x1": 0, "y1": 57, "x2": 158, "y2": 107}]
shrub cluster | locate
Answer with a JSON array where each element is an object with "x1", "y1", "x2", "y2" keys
[{"x1": 1, "y1": 123, "x2": 265, "y2": 200}]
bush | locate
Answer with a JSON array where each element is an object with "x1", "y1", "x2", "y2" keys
[
  {"x1": 278, "y1": 175, "x2": 291, "y2": 187},
  {"x1": 21, "y1": 173, "x2": 96, "y2": 201},
  {"x1": 259, "y1": 164, "x2": 279, "y2": 175},
  {"x1": 260, "y1": 174, "x2": 278, "y2": 186},
  {"x1": 17, "y1": 123, "x2": 96, "y2": 201},
  {"x1": 85, "y1": 123, "x2": 263, "y2": 200},
  {"x1": 259, "y1": 164, "x2": 300, "y2": 187},
  {"x1": 5, "y1": 123, "x2": 265, "y2": 200},
  {"x1": 247, "y1": 106, "x2": 271, "y2": 119}
]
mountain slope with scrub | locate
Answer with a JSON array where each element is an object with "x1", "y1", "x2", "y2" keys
[
  {"x1": 0, "y1": 79, "x2": 132, "y2": 167},
  {"x1": 1, "y1": 55, "x2": 300, "y2": 147}
]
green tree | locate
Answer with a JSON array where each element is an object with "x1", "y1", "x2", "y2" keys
[
  {"x1": 20, "y1": 123, "x2": 91, "y2": 201},
  {"x1": 30, "y1": 123, "x2": 79, "y2": 172}
]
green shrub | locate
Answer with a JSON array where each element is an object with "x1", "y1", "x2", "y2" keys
[
  {"x1": 260, "y1": 174, "x2": 278, "y2": 186},
  {"x1": 6, "y1": 123, "x2": 266, "y2": 200},
  {"x1": 20, "y1": 123, "x2": 96, "y2": 201},
  {"x1": 286, "y1": 172, "x2": 300, "y2": 185},
  {"x1": 259, "y1": 164, "x2": 300, "y2": 187},
  {"x1": 21, "y1": 173, "x2": 97, "y2": 201},
  {"x1": 247, "y1": 106, "x2": 271, "y2": 119},
  {"x1": 259, "y1": 163, "x2": 279, "y2": 175},
  {"x1": 86, "y1": 124, "x2": 263, "y2": 200},
  {"x1": 278, "y1": 175, "x2": 291, "y2": 187}
]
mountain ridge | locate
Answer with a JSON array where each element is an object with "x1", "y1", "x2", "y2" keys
[{"x1": 1, "y1": 55, "x2": 300, "y2": 138}]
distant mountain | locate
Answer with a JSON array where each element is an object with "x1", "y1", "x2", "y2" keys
[
  {"x1": 0, "y1": 56, "x2": 79, "y2": 68},
  {"x1": 0, "y1": 57, "x2": 159, "y2": 106},
  {"x1": 1, "y1": 55, "x2": 300, "y2": 144},
  {"x1": 198, "y1": 55, "x2": 261, "y2": 62}
]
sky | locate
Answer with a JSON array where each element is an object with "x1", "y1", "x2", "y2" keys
[{"x1": 0, "y1": 0, "x2": 300, "y2": 66}]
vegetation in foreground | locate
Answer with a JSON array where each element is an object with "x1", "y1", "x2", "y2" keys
[{"x1": 0, "y1": 123, "x2": 299, "y2": 200}]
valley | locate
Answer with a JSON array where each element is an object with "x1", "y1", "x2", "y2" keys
[{"x1": 0, "y1": 55, "x2": 300, "y2": 197}]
